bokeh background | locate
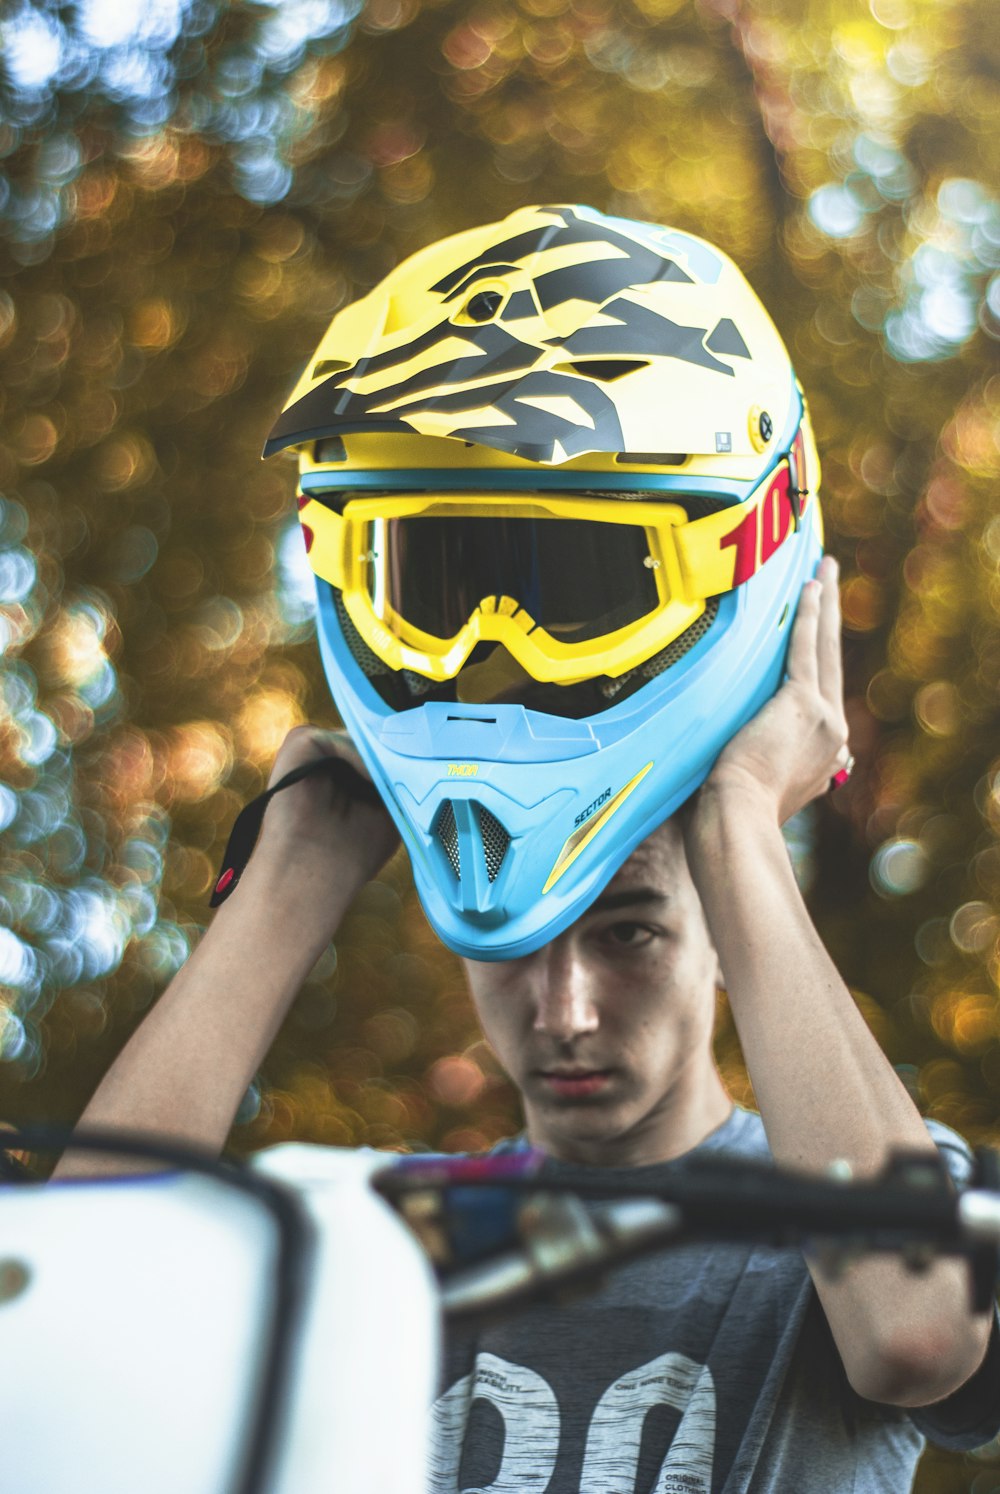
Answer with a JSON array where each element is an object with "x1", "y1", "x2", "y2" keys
[{"x1": 1, "y1": 0, "x2": 998, "y2": 1485}]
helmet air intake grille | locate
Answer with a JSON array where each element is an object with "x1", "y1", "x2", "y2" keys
[
  {"x1": 332, "y1": 588, "x2": 441, "y2": 706},
  {"x1": 641, "y1": 594, "x2": 720, "y2": 679},
  {"x1": 476, "y1": 804, "x2": 511, "y2": 882},
  {"x1": 600, "y1": 595, "x2": 720, "y2": 699},
  {"x1": 435, "y1": 801, "x2": 510, "y2": 885},
  {"x1": 436, "y1": 800, "x2": 461, "y2": 879},
  {"x1": 333, "y1": 588, "x2": 392, "y2": 677}
]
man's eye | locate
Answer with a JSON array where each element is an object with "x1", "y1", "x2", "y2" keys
[{"x1": 604, "y1": 922, "x2": 655, "y2": 948}]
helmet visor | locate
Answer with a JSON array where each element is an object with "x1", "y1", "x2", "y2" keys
[{"x1": 372, "y1": 514, "x2": 660, "y2": 645}]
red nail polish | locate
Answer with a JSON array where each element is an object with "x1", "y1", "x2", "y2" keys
[
  {"x1": 297, "y1": 494, "x2": 309, "y2": 510},
  {"x1": 302, "y1": 524, "x2": 314, "y2": 553},
  {"x1": 216, "y1": 868, "x2": 235, "y2": 894}
]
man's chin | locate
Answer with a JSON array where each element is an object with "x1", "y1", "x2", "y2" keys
[{"x1": 526, "y1": 1092, "x2": 642, "y2": 1158}]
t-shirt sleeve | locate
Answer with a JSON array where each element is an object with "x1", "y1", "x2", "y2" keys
[{"x1": 906, "y1": 1119, "x2": 1000, "y2": 1451}]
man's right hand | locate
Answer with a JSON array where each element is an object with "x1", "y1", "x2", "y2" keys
[{"x1": 256, "y1": 724, "x2": 401, "y2": 894}]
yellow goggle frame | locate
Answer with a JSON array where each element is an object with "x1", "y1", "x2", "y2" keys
[{"x1": 297, "y1": 448, "x2": 812, "y2": 686}]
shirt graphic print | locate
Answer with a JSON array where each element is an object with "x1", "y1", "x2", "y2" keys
[{"x1": 431, "y1": 1349, "x2": 716, "y2": 1493}]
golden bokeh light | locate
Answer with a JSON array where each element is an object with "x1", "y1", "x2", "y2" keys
[{"x1": 1, "y1": 4, "x2": 999, "y2": 1482}]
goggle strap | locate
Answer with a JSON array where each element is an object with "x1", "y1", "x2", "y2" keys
[{"x1": 209, "y1": 756, "x2": 382, "y2": 909}]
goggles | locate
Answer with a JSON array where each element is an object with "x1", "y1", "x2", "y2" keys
[{"x1": 297, "y1": 432, "x2": 812, "y2": 687}]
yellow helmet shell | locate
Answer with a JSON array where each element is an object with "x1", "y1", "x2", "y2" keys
[{"x1": 264, "y1": 204, "x2": 796, "y2": 470}]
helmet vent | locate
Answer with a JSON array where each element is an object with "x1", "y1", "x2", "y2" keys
[
  {"x1": 555, "y1": 359, "x2": 649, "y2": 382},
  {"x1": 313, "y1": 436, "x2": 346, "y2": 463},
  {"x1": 476, "y1": 804, "x2": 511, "y2": 883},
  {"x1": 314, "y1": 358, "x2": 352, "y2": 378},
  {"x1": 333, "y1": 589, "x2": 393, "y2": 677},
  {"x1": 615, "y1": 452, "x2": 687, "y2": 467},
  {"x1": 434, "y1": 801, "x2": 511, "y2": 884},
  {"x1": 641, "y1": 595, "x2": 720, "y2": 679},
  {"x1": 331, "y1": 588, "x2": 452, "y2": 710},
  {"x1": 436, "y1": 801, "x2": 461, "y2": 879},
  {"x1": 600, "y1": 595, "x2": 720, "y2": 699},
  {"x1": 465, "y1": 290, "x2": 503, "y2": 322}
]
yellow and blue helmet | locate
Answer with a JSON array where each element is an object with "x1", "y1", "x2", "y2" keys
[{"x1": 265, "y1": 205, "x2": 823, "y2": 960}]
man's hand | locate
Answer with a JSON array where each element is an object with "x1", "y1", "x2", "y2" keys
[
  {"x1": 702, "y1": 554, "x2": 850, "y2": 825},
  {"x1": 257, "y1": 725, "x2": 400, "y2": 893}
]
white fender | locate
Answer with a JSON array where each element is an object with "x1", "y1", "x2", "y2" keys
[{"x1": 0, "y1": 1145, "x2": 438, "y2": 1494}]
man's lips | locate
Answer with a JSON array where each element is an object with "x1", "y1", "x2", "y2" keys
[{"x1": 536, "y1": 1068, "x2": 613, "y2": 1099}]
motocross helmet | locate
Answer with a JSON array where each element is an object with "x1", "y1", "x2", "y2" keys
[{"x1": 264, "y1": 205, "x2": 823, "y2": 960}]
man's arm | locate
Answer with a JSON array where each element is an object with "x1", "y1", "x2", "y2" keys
[
  {"x1": 53, "y1": 728, "x2": 399, "y2": 1176},
  {"x1": 683, "y1": 557, "x2": 994, "y2": 1408}
]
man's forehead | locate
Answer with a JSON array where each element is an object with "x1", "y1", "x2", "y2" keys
[{"x1": 595, "y1": 821, "x2": 690, "y2": 903}]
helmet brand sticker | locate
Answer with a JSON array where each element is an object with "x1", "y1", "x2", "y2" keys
[
  {"x1": 543, "y1": 763, "x2": 655, "y2": 895},
  {"x1": 718, "y1": 435, "x2": 810, "y2": 587},
  {"x1": 575, "y1": 787, "x2": 612, "y2": 827},
  {"x1": 447, "y1": 764, "x2": 479, "y2": 777},
  {"x1": 715, "y1": 432, "x2": 733, "y2": 453}
]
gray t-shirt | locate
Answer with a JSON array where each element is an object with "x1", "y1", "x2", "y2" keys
[{"x1": 430, "y1": 1107, "x2": 1000, "y2": 1493}]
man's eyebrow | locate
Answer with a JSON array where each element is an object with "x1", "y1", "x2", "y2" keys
[{"x1": 586, "y1": 888, "x2": 669, "y2": 916}]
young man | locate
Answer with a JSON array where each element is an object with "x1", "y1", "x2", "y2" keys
[
  {"x1": 58, "y1": 205, "x2": 1000, "y2": 1487},
  {"x1": 58, "y1": 561, "x2": 999, "y2": 1490}
]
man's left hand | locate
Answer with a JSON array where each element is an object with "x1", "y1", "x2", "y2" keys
[{"x1": 700, "y1": 554, "x2": 850, "y2": 825}]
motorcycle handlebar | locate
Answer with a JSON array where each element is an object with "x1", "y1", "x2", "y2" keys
[
  {"x1": 377, "y1": 1146, "x2": 1000, "y2": 1316},
  {"x1": 5, "y1": 1128, "x2": 1000, "y2": 1317}
]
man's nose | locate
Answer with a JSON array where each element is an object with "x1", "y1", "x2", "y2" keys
[{"x1": 531, "y1": 948, "x2": 600, "y2": 1041}]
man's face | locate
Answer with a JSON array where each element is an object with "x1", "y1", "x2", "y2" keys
[{"x1": 462, "y1": 819, "x2": 727, "y2": 1167}]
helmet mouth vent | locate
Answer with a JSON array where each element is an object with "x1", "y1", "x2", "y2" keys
[
  {"x1": 476, "y1": 804, "x2": 511, "y2": 882},
  {"x1": 436, "y1": 800, "x2": 461, "y2": 879},
  {"x1": 433, "y1": 800, "x2": 512, "y2": 886}
]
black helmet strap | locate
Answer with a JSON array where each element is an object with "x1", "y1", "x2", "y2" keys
[{"x1": 209, "y1": 757, "x2": 382, "y2": 909}]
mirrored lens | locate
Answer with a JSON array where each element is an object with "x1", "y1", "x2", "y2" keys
[{"x1": 369, "y1": 516, "x2": 659, "y2": 645}]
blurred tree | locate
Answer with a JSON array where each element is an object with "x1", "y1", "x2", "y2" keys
[{"x1": 1, "y1": 3, "x2": 999, "y2": 1481}]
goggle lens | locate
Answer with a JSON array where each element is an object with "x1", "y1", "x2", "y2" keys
[{"x1": 369, "y1": 514, "x2": 661, "y2": 645}]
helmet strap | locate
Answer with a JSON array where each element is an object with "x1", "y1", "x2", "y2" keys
[{"x1": 209, "y1": 757, "x2": 381, "y2": 908}]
